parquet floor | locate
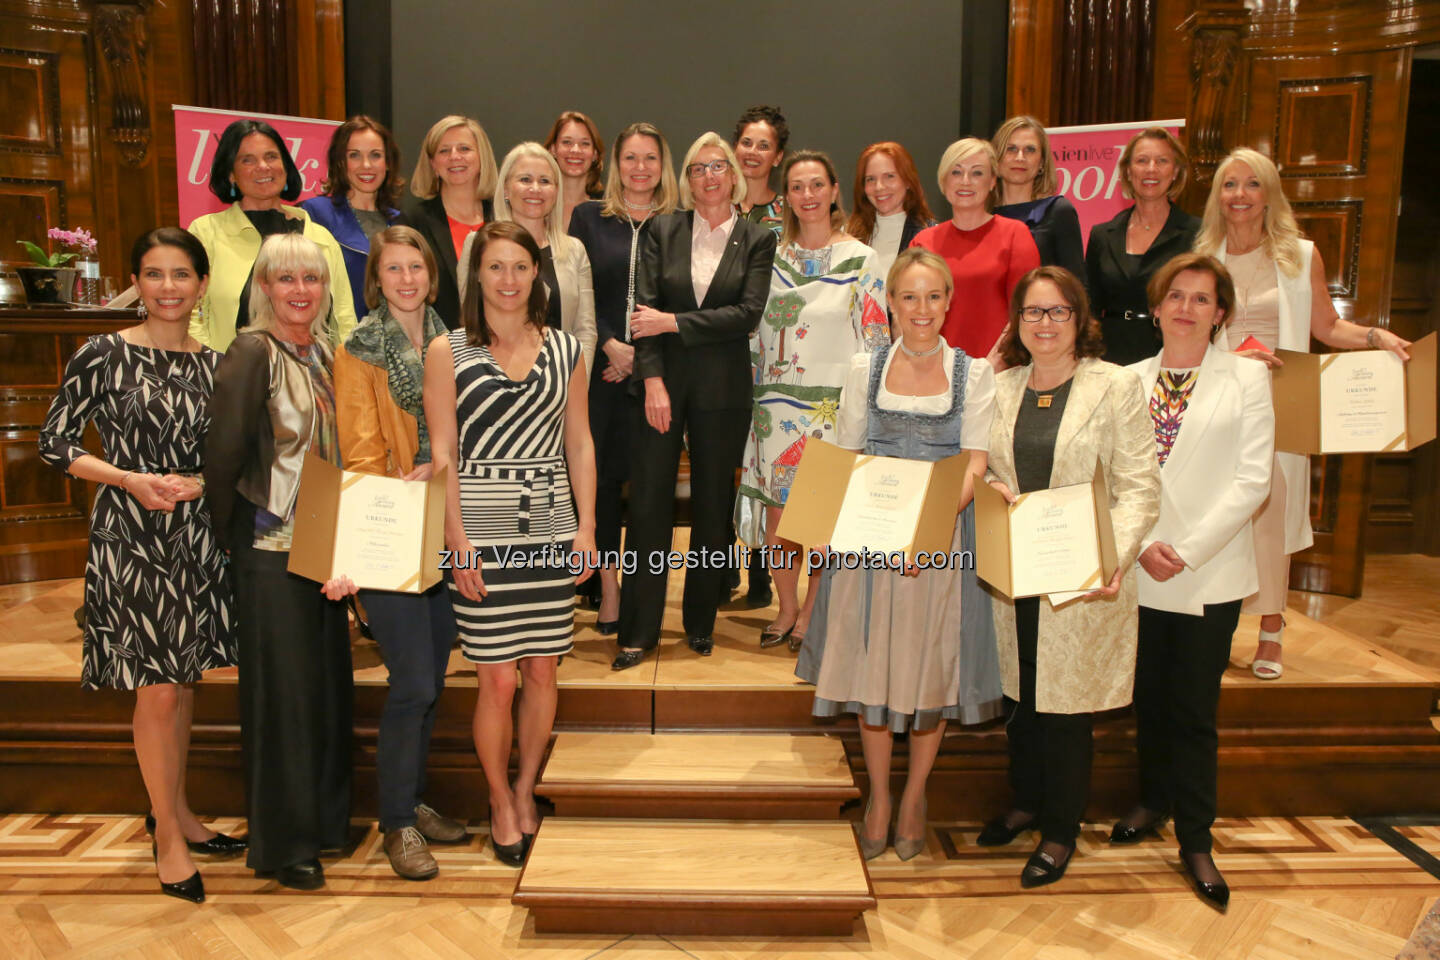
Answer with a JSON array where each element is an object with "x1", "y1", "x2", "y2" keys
[
  {"x1": 1, "y1": 812, "x2": 1437, "y2": 958},
  {"x1": 4, "y1": 551, "x2": 1440, "y2": 955}
]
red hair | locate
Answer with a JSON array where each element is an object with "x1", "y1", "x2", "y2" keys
[{"x1": 847, "y1": 142, "x2": 934, "y2": 242}]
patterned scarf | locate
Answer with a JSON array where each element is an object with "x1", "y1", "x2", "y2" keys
[
  {"x1": 1149, "y1": 368, "x2": 1198, "y2": 467},
  {"x1": 345, "y1": 302, "x2": 448, "y2": 463}
]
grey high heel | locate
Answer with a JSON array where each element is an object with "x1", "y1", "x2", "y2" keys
[
  {"x1": 894, "y1": 796, "x2": 928, "y2": 861},
  {"x1": 857, "y1": 793, "x2": 890, "y2": 861}
]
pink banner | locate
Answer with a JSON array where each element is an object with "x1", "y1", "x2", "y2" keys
[
  {"x1": 172, "y1": 105, "x2": 342, "y2": 228},
  {"x1": 1045, "y1": 119, "x2": 1185, "y2": 250}
]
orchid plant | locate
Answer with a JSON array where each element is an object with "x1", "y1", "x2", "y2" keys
[{"x1": 18, "y1": 227, "x2": 97, "y2": 268}]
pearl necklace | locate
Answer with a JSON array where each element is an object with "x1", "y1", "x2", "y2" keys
[{"x1": 896, "y1": 338, "x2": 943, "y2": 358}]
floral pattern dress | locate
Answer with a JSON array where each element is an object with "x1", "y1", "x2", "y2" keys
[{"x1": 739, "y1": 237, "x2": 889, "y2": 507}]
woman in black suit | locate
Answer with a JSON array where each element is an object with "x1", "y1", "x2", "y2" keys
[
  {"x1": 401, "y1": 116, "x2": 498, "y2": 328},
  {"x1": 992, "y1": 116, "x2": 1086, "y2": 282},
  {"x1": 612, "y1": 131, "x2": 777, "y2": 671},
  {"x1": 1084, "y1": 128, "x2": 1201, "y2": 365}
]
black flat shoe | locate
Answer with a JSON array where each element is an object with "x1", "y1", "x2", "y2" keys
[
  {"x1": 1019, "y1": 844, "x2": 1073, "y2": 889},
  {"x1": 159, "y1": 870, "x2": 205, "y2": 903},
  {"x1": 687, "y1": 635, "x2": 713, "y2": 656},
  {"x1": 976, "y1": 812, "x2": 1036, "y2": 847},
  {"x1": 1182, "y1": 852, "x2": 1230, "y2": 911},
  {"x1": 595, "y1": 619, "x2": 618, "y2": 635},
  {"x1": 274, "y1": 858, "x2": 325, "y2": 890},
  {"x1": 611, "y1": 648, "x2": 646, "y2": 671},
  {"x1": 759, "y1": 623, "x2": 793, "y2": 649},
  {"x1": 1109, "y1": 810, "x2": 1169, "y2": 845}
]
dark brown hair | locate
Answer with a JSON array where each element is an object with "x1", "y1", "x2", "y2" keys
[
  {"x1": 1147, "y1": 252, "x2": 1235, "y2": 342},
  {"x1": 997, "y1": 266, "x2": 1105, "y2": 367},
  {"x1": 732, "y1": 104, "x2": 789, "y2": 153},
  {"x1": 321, "y1": 115, "x2": 404, "y2": 212},
  {"x1": 460, "y1": 221, "x2": 548, "y2": 346},
  {"x1": 543, "y1": 110, "x2": 605, "y2": 196},
  {"x1": 363, "y1": 225, "x2": 438, "y2": 311},
  {"x1": 847, "y1": 142, "x2": 934, "y2": 243}
]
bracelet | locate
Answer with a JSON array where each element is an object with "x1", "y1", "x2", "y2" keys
[
  {"x1": 1366, "y1": 327, "x2": 1379, "y2": 348},
  {"x1": 117, "y1": 471, "x2": 133, "y2": 491}
]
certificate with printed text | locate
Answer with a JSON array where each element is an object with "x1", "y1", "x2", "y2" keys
[
  {"x1": 328, "y1": 473, "x2": 430, "y2": 591},
  {"x1": 827, "y1": 456, "x2": 934, "y2": 555},
  {"x1": 1319, "y1": 351, "x2": 1407, "y2": 452},
  {"x1": 1007, "y1": 483, "x2": 1103, "y2": 598}
]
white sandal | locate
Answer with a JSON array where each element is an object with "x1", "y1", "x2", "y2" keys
[{"x1": 1251, "y1": 619, "x2": 1285, "y2": 680}]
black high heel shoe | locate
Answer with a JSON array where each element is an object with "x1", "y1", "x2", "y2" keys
[
  {"x1": 976, "y1": 811, "x2": 1037, "y2": 847},
  {"x1": 489, "y1": 807, "x2": 527, "y2": 868},
  {"x1": 1109, "y1": 808, "x2": 1169, "y2": 845},
  {"x1": 595, "y1": 619, "x2": 619, "y2": 636},
  {"x1": 146, "y1": 814, "x2": 248, "y2": 856},
  {"x1": 152, "y1": 837, "x2": 205, "y2": 903},
  {"x1": 1181, "y1": 851, "x2": 1230, "y2": 911}
]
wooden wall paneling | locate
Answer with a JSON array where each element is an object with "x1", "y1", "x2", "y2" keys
[
  {"x1": 1006, "y1": 0, "x2": 1061, "y2": 122},
  {"x1": 290, "y1": 0, "x2": 346, "y2": 120},
  {"x1": 1243, "y1": 46, "x2": 1412, "y2": 592}
]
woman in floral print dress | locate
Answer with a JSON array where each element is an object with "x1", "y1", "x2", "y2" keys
[{"x1": 738, "y1": 150, "x2": 888, "y2": 651}]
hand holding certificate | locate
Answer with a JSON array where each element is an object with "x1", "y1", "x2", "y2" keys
[
  {"x1": 974, "y1": 462, "x2": 1119, "y2": 603},
  {"x1": 288, "y1": 453, "x2": 448, "y2": 592}
]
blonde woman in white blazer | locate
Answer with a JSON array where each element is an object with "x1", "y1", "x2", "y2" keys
[
  {"x1": 1112, "y1": 253, "x2": 1273, "y2": 912},
  {"x1": 460, "y1": 143, "x2": 597, "y2": 378},
  {"x1": 975, "y1": 265, "x2": 1161, "y2": 889},
  {"x1": 1195, "y1": 148, "x2": 1410, "y2": 678}
]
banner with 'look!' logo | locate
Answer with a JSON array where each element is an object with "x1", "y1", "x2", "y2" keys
[
  {"x1": 1045, "y1": 119, "x2": 1185, "y2": 250},
  {"x1": 172, "y1": 105, "x2": 342, "y2": 228}
]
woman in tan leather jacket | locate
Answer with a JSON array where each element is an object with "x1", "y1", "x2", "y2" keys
[
  {"x1": 206, "y1": 233, "x2": 354, "y2": 892},
  {"x1": 330, "y1": 226, "x2": 466, "y2": 880}
]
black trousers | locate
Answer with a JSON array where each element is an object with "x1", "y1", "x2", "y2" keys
[
  {"x1": 232, "y1": 537, "x2": 353, "y2": 872},
  {"x1": 589, "y1": 376, "x2": 637, "y2": 554},
  {"x1": 360, "y1": 584, "x2": 456, "y2": 832},
  {"x1": 619, "y1": 400, "x2": 749, "y2": 649},
  {"x1": 1135, "y1": 600, "x2": 1242, "y2": 854},
  {"x1": 1005, "y1": 597, "x2": 1094, "y2": 846}
]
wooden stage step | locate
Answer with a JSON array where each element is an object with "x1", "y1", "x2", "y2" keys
[
  {"x1": 539, "y1": 732, "x2": 859, "y2": 818},
  {"x1": 513, "y1": 818, "x2": 875, "y2": 936}
]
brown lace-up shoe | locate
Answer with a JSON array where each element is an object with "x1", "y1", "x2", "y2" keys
[
  {"x1": 415, "y1": 803, "x2": 468, "y2": 844},
  {"x1": 384, "y1": 826, "x2": 438, "y2": 880}
]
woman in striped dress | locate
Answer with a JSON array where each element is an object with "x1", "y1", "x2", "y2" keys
[{"x1": 423, "y1": 221, "x2": 597, "y2": 865}]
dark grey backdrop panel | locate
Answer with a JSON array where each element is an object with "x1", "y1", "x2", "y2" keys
[{"x1": 388, "y1": 0, "x2": 998, "y2": 217}]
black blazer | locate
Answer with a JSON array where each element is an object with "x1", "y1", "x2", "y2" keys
[
  {"x1": 898, "y1": 214, "x2": 934, "y2": 253},
  {"x1": 631, "y1": 211, "x2": 777, "y2": 412},
  {"x1": 399, "y1": 193, "x2": 495, "y2": 330},
  {"x1": 996, "y1": 194, "x2": 1086, "y2": 282},
  {"x1": 1085, "y1": 204, "x2": 1201, "y2": 365}
]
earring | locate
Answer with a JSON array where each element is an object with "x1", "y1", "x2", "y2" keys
[
  {"x1": 1152, "y1": 316, "x2": 1159, "y2": 328},
  {"x1": 137, "y1": 300, "x2": 147, "y2": 320}
]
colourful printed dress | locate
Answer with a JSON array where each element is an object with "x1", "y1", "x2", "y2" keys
[{"x1": 739, "y1": 237, "x2": 889, "y2": 507}]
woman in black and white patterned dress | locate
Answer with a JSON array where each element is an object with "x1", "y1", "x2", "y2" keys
[
  {"x1": 424, "y1": 221, "x2": 596, "y2": 865},
  {"x1": 38, "y1": 227, "x2": 242, "y2": 904}
]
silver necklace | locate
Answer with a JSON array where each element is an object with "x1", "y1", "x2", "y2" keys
[
  {"x1": 622, "y1": 206, "x2": 656, "y2": 342},
  {"x1": 896, "y1": 338, "x2": 943, "y2": 358}
]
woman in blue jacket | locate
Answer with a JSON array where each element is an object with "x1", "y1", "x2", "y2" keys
[{"x1": 301, "y1": 116, "x2": 405, "y2": 313}]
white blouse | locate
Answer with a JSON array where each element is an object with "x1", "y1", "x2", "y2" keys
[
  {"x1": 869, "y1": 210, "x2": 909, "y2": 281},
  {"x1": 835, "y1": 344, "x2": 995, "y2": 452}
]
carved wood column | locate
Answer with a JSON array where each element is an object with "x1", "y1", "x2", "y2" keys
[
  {"x1": 188, "y1": 0, "x2": 344, "y2": 119},
  {"x1": 1008, "y1": 0, "x2": 1157, "y2": 124}
]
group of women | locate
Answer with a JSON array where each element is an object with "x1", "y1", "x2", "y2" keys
[{"x1": 39, "y1": 104, "x2": 1412, "y2": 911}]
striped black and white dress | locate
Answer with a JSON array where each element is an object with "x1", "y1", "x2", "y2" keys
[{"x1": 450, "y1": 327, "x2": 580, "y2": 663}]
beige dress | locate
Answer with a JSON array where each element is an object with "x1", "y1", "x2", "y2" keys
[{"x1": 1224, "y1": 247, "x2": 1289, "y2": 616}]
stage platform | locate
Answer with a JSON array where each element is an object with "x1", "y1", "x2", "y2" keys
[{"x1": 2, "y1": 564, "x2": 1437, "y2": 823}]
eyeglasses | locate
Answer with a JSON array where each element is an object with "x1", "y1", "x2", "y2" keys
[
  {"x1": 1020, "y1": 305, "x2": 1075, "y2": 323},
  {"x1": 686, "y1": 160, "x2": 731, "y2": 179}
]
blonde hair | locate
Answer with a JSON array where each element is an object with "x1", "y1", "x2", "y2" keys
[
  {"x1": 246, "y1": 233, "x2": 335, "y2": 352},
  {"x1": 493, "y1": 142, "x2": 577, "y2": 256},
  {"x1": 1117, "y1": 127, "x2": 1190, "y2": 201},
  {"x1": 1195, "y1": 147, "x2": 1304, "y2": 278},
  {"x1": 991, "y1": 116, "x2": 1057, "y2": 201},
  {"x1": 677, "y1": 132, "x2": 746, "y2": 208},
  {"x1": 779, "y1": 150, "x2": 846, "y2": 247},
  {"x1": 599, "y1": 122, "x2": 679, "y2": 219},
  {"x1": 937, "y1": 138, "x2": 1000, "y2": 212},
  {"x1": 886, "y1": 247, "x2": 953, "y2": 299},
  {"x1": 409, "y1": 115, "x2": 498, "y2": 203},
  {"x1": 363, "y1": 225, "x2": 437, "y2": 311}
]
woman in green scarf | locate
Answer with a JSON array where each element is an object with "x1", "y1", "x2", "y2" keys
[{"x1": 332, "y1": 224, "x2": 466, "y2": 880}]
